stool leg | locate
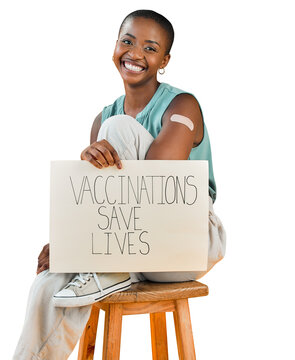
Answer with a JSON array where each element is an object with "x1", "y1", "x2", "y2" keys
[
  {"x1": 150, "y1": 312, "x2": 169, "y2": 360},
  {"x1": 102, "y1": 303, "x2": 123, "y2": 360},
  {"x1": 78, "y1": 305, "x2": 100, "y2": 360},
  {"x1": 173, "y1": 299, "x2": 196, "y2": 360}
]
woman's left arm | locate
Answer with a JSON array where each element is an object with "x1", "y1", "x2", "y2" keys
[{"x1": 145, "y1": 93, "x2": 203, "y2": 160}]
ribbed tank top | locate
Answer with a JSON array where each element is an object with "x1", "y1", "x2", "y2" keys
[{"x1": 101, "y1": 82, "x2": 217, "y2": 202}]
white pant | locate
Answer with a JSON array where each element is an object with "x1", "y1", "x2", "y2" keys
[{"x1": 13, "y1": 114, "x2": 226, "y2": 360}]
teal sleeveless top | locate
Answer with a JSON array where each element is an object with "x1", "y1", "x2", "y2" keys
[{"x1": 101, "y1": 82, "x2": 217, "y2": 203}]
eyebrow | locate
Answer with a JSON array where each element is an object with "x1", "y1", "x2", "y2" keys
[{"x1": 123, "y1": 33, "x2": 160, "y2": 47}]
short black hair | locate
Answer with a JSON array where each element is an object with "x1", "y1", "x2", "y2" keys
[{"x1": 118, "y1": 9, "x2": 174, "y2": 55}]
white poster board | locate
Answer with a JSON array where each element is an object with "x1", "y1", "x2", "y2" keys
[{"x1": 49, "y1": 160, "x2": 208, "y2": 272}]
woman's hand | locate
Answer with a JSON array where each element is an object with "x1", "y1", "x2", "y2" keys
[
  {"x1": 36, "y1": 243, "x2": 49, "y2": 275},
  {"x1": 81, "y1": 139, "x2": 122, "y2": 169}
]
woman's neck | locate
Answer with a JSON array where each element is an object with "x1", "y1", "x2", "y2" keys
[{"x1": 123, "y1": 80, "x2": 161, "y2": 118}]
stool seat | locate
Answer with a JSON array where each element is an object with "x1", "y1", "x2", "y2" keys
[
  {"x1": 98, "y1": 280, "x2": 209, "y2": 303},
  {"x1": 78, "y1": 280, "x2": 209, "y2": 360}
]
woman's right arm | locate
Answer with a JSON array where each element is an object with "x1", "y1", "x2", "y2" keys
[
  {"x1": 36, "y1": 244, "x2": 49, "y2": 274},
  {"x1": 90, "y1": 111, "x2": 102, "y2": 145},
  {"x1": 36, "y1": 112, "x2": 122, "y2": 274},
  {"x1": 82, "y1": 111, "x2": 122, "y2": 169}
]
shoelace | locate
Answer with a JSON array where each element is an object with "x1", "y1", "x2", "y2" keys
[{"x1": 66, "y1": 273, "x2": 104, "y2": 293}]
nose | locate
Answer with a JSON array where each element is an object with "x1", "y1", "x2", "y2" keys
[{"x1": 128, "y1": 45, "x2": 144, "y2": 59}]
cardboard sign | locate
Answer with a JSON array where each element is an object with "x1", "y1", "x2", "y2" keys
[{"x1": 49, "y1": 160, "x2": 208, "y2": 272}]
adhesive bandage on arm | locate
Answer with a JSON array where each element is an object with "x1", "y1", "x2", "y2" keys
[{"x1": 170, "y1": 114, "x2": 194, "y2": 131}]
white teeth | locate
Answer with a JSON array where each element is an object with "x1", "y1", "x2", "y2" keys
[{"x1": 124, "y1": 61, "x2": 144, "y2": 72}]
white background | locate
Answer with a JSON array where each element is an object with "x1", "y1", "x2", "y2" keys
[{"x1": 1, "y1": 1, "x2": 294, "y2": 359}]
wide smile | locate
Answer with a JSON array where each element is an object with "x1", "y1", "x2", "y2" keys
[{"x1": 121, "y1": 60, "x2": 146, "y2": 74}]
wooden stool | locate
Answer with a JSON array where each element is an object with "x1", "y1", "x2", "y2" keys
[{"x1": 78, "y1": 280, "x2": 209, "y2": 360}]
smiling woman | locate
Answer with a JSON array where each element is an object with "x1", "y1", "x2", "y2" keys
[
  {"x1": 112, "y1": 15, "x2": 172, "y2": 94},
  {"x1": 13, "y1": 9, "x2": 226, "y2": 360}
]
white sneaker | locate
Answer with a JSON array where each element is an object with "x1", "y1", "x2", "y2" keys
[{"x1": 53, "y1": 272, "x2": 131, "y2": 307}]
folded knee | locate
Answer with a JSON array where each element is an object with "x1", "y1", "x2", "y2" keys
[{"x1": 100, "y1": 114, "x2": 137, "y2": 132}]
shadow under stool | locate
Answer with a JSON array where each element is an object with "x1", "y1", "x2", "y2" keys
[{"x1": 78, "y1": 280, "x2": 209, "y2": 360}]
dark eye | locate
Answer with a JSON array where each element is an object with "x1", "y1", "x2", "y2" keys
[
  {"x1": 122, "y1": 39, "x2": 132, "y2": 45},
  {"x1": 145, "y1": 46, "x2": 156, "y2": 52}
]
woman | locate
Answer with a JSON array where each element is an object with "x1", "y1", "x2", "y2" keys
[{"x1": 14, "y1": 9, "x2": 226, "y2": 359}]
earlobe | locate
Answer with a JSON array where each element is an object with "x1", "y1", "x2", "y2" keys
[
  {"x1": 163, "y1": 54, "x2": 171, "y2": 68},
  {"x1": 159, "y1": 55, "x2": 170, "y2": 75}
]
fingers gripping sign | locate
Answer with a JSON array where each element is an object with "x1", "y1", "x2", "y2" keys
[{"x1": 81, "y1": 139, "x2": 122, "y2": 170}]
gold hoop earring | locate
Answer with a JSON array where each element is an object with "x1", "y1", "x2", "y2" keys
[{"x1": 158, "y1": 68, "x2": 165, "y2": 75}]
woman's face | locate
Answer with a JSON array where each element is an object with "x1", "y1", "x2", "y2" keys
[{"x1": 113, "y1": 17, "x2": 171, "y2": 86}]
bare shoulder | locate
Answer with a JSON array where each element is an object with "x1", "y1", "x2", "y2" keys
[
  {"x1": 90, "y1": 111, "x2": 102, "y2": 145},
  {"x1": 169, "y1": 92, "x2": 199, "y2": 108},
  {"x1": 162, "y1": 93, "x2": 204, "y2": 147}
]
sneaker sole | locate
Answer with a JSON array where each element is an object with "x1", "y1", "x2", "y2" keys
[{"x1": 53, "y1": 277, "x2": 132, "y2": 307}]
